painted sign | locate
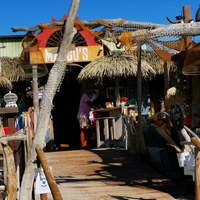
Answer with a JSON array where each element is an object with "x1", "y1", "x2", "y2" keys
[{"x1": 30, "y1": 45, "x2": 104, "y2": 64}]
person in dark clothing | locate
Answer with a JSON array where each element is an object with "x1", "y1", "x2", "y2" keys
[{"x1": 93, "y1": 88, "x2": 110, "y2": 109}]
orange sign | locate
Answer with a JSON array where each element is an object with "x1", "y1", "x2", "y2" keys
[{"x1": 30, "y1": 46, "x2": 104, "y2": 64}]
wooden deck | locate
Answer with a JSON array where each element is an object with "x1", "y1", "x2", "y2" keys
[{"x1": 41, "y1": 148, "x2": 194, "y2": 200}]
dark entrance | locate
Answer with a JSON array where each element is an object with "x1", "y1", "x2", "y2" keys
[{"x1": 52, "y1": 68, "x2": 81, "y2": 150}]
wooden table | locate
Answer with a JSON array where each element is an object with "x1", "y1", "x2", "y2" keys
[{"x1": 95, "y1": 107, "x2": 122, "y2": 140}]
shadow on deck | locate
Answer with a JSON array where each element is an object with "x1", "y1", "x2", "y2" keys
[{"x1": 44, "y1": 148, "x2": 194, "y2": 200}]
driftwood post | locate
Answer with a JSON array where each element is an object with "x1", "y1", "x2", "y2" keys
[
  {"x1": 2, "y1": 143, "x2": 17, "y2": 200},
  {"x1": 35, "y1": 145, "x2": 62, "y2": 200},
  {"x1": 195, "y1": 151, "x2": 200, "y2": 200},
  {"x1": 191, "y1": 137, "x2": 200, "y2": 199},
  {"x1": 32, "y1": 65, "x2": 39, "y2": 131}
]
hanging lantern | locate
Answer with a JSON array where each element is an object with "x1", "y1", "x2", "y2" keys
[
  {"x1": 21, "y1": 64, "x2": 48, "y2": 79},
  {"x1": 3, "y1": 91, "x2": 18, "y2": 107},
  {"x1": 182, "y1": 43, "x2": 200, "y2": 76},
  {"x1": 20, "y1": 49, "x2": 48, "y2": 79}
]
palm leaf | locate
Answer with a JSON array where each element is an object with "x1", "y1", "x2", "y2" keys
[{"x1": 78, "y1": 51, "x2": 156, "y2": 82}]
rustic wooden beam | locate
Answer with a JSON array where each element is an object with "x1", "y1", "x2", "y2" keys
[
  {"x1": 0, "y1": 107, "x2": 18, "y2": 114},
  {"x1": 35, "y1": 145, "x2": 63, "y2": 200},
  {"x1": 2, "y1": 143, "x2": 17, "y2": 200},
  {"x1": 11, "y1": 19, "x2": 163, "y2": 33},
  {"x1": 0, "y1": 130, "x2": 26, "y2": 143},
  {"x1": 191, "y1": 137, "x2": 200, "y2": 151},
  {"x1": 195, "y1": 151, "x2": 200, "y2": 199}
]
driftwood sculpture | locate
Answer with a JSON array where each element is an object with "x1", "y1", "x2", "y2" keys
[{"x1": 19, "y1": 0, "x2": 80, "y2": 199}]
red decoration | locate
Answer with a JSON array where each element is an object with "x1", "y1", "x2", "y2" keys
[
  {"x1": 32, "y1": 15, "x2": 99, "y2": 49},
  {"x1": 120, "y1": 97, "x2": 128, "y2": 103}
]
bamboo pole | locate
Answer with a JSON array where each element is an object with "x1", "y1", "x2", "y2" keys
[{"x1": 35, "y1": 145, "x2": 63, "y2": 200}]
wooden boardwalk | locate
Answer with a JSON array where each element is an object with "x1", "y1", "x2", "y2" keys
[{"x1": 42, "y1": 148, "x2": 194, "y2": 200}]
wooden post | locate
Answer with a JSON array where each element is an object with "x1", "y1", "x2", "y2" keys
[
  {"x1": 35, "y1": 145, "x2": 63, "y2": 200},
  {"x1": 0, "y1": 107, "x2": 19, "y2": 135},
  {"x1": 183, "y1": 6, "x2": 193, "y2": 50},
  {"x1": 164, "y1": 62, "x2": 169, "y2": 95},
  {"x1": 191, "y1": 137, "x2": 200, "y2": 199},
  {"x1": 96, "y1": 119, "x2": 101, "y2": 148},
  {"x1": 195, "y1": 151, "x2": 200, "y2": 200},
  {"x1": 7, "y1": 114, "x2": 16, "y2": 135},
  {"x1": 164, "y1": 61, "x2": 171, "y2": 131},
  {"x1": 32, "y1": 65, "x2": 39, "y2": 133},
  {"x1": 137, "y1": 46, "x2": 145, "y2": 155},
  {"x1": 115, "y1": 78, "x2": 120, "y2": 106}
]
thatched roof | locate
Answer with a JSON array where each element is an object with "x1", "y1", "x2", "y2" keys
[
  {"x1": 0, "y1": 76, "x2": 12, "y2": 92},
  {"x1": 0, "y1": 57, "x2": 25, "y2": 81},
  {"x1": 141, "y1": 50, "x2": 165, "y2": 74},
  {"x1": 0, "y1": 57, "x2": 26, "y2": 91},
  {"x1": 77, "y1": 51, "x2": 156, "y2": 83}
]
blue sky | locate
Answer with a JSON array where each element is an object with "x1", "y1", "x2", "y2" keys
[{"x1": 1, "y1": 0, "x2": 200, "y2": 35}]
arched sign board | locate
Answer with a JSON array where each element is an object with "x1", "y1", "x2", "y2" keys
[{"x1": 169, "y1": 104, "x2": 184, "y2": 131}]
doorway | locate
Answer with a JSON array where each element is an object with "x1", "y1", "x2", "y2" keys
[{"x1": 52, "y1": 69, "x2": 81, "y2": 150}]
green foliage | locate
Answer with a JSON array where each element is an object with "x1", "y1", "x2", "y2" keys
[{"x1": 124, "y1": 98, "x2": 136, "y2": 106}]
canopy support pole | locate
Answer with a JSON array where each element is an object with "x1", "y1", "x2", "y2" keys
[
  {"x1": 137, "y1": 46, "x2": 145, "y2": 156},
  {"x1": 115, "y1": 77, "x2": 120, "y2": 106},
  {"x1": 32, "y1": 65, "x2": 39, "y2": 133}
]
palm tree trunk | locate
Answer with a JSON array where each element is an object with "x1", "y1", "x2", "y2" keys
[{"x1": 19, "y1": 0, "x2": 80, "y2": 199}]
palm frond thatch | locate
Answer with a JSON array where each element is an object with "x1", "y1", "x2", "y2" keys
[
  {"x1": 78, "y1": 51, "x2": 156, "y2": 82},
  {"x1": 141, "y1": 50, "x2": 165, "y2": 74},
  {"x1": 0, "y1": 76, "x2": 12, "y2": 92},
  {"x1": 0, "y1": 57, "x2": 25, "y2": 81}
]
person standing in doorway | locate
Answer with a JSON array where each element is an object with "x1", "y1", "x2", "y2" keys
[{"x1": 77, "y1": 85, "x2": 98, "y2": 148}]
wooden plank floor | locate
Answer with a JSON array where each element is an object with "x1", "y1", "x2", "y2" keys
[{"x1": 42, "y1": 148, "x2": 193, "y2": 200}]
